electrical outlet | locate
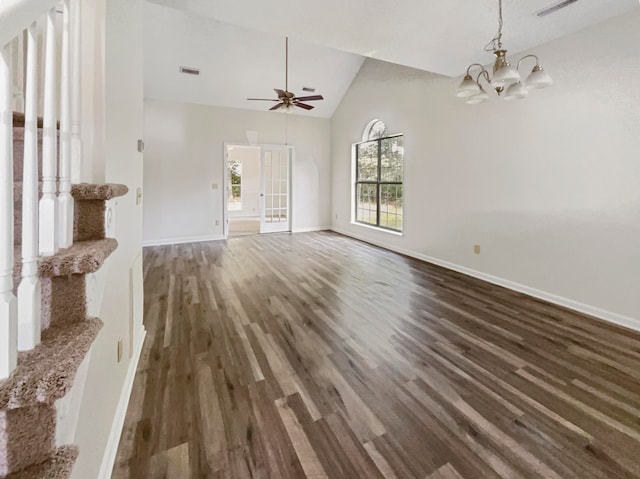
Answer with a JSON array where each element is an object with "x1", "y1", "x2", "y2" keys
[
  {"x1": 474, "y1": 244, "x2": 481, "y2": 254},
  {"x1": 335, "y1": 213, "x2": 338, "y2": 220},
  {"x1": 136, "y1": 187, "x2": 142, "y2": 205},
  {"x1": 117, "y1": 337, "x2": 123, "y2": 362},
  {"x1": 212, "y1": 183, "x2": 218, "y2": 190}
]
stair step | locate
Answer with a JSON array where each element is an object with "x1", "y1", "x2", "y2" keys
[
  {"x1": 4, "y1": 445, "x2": 78, "y2": 479},
  {"x1": 71, "y1": 183, "x2": 129, "y2": 201},
  {"x1": 0, "y1": 318, "x2": 103, "y2": 409},
  {"x1": 0, "y1": 404, "x2": 56, "y2": 475},
  {"x1": 39, "y1": 239, "x2": 118, "y2": 278},
  {"x1": 13, "y1": 183, "x2": 128, "y2": 245},
  {"x1": 13, "y1": 239, "x2": 118, "y2": 285},
  {"x1": 72, "y1": 184, "x2": 128, "y2": 242}
]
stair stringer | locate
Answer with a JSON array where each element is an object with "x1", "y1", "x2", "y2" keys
[{"x1": 54, "y1": 250, "x2": 112, "y2": 448}]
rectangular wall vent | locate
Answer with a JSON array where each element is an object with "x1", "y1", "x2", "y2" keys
[
  {"x1": 536, "y1": 0, "x2": 580, "y2": 17},
  {"x1": 179, "y1": 66, "x2": 200, "y2": 76}
]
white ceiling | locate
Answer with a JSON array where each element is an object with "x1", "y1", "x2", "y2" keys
[
  {"x1": 144, "y1": 0, "x2": 640, "y2": 117},
  {"x1": 144, "y1": 2, "x2": 365, "y2": 118}
]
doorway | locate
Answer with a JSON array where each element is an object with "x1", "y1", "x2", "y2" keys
[{"x1": 224, "y1": 144, "x2": 292, "y2": 238}]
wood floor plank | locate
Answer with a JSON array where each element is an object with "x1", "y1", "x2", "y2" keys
[{"x1": 113, "y1": 232, "x2": 640, "y2": 478}]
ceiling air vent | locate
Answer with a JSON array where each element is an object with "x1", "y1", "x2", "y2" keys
[
  {"x1": 179, "y1": 66, "x2": 200, "y2": 76},
  {"x1": 536, "y1": 0, "x2": 580, "y2": 17},
  {"x1": 302, "y1": 86, "x2": 316, "y2": 92}
]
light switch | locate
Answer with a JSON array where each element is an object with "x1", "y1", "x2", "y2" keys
[{"x1": 212, "y1": 183, "x2": 218, "y2": 190}]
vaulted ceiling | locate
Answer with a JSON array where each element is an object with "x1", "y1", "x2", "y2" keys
[{"x1": 144, "y1": 0, "x2": 640, "y2": 118}]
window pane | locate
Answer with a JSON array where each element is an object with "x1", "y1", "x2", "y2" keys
[
  {"x1": 356, "y1": 183, "x2": 377, "y2": 225},
  {"x1": 380, "y1": 136, "x2": 403, "y2": 182},
  {"x1": 357, "y1": 141, "x2": 378, "y2": 181},
  {"x1": 380, "y1": 184, "x2": 402, "y2": 231},
  {"x1": 367, "y1": 120, "x2": 387, "y2": 140}
]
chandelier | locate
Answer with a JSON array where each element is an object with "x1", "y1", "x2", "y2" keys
[{"x1": 456, "y1": 0, "x2": 553, "y2": 103}]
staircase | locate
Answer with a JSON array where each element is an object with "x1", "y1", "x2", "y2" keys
[{"x1": 0, "y1": 114, "x2": 128, "y2": 478}]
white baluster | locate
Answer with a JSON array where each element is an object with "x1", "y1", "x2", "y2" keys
[
  {"x1": 39, "y1": 8, "x2": 58, "y2": 256},
  {"x1": 58, "y1": 0, "x2": 73, "y2": 248},
  {"x1": 0, "y1": 43, "x2": 18, "y2": 379},
  {"x1": 10, "y1": 36, "x2": 24, "y2": 113},
  {"x1": 18, "y1": 22, "x2": 41, "y2": 351},
  {"x1": 70, "y1": 0, "x2": 82, "y2": 184}
]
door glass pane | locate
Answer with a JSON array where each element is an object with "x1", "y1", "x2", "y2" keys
[
  {"x1": 227, "y1": 158, "x2": 242, "y2": 211},
  {"x1": 261, "y1": 148, "x2": 290, "y2": 232}
]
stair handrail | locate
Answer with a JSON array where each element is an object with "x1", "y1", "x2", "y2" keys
[{"x1": 0, "y1": 0, "x2": 59, "y2": 47}]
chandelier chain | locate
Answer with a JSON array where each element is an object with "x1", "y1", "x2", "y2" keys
[{"x1": 484, "y1": 0, "x2": 504, "y2": 52}]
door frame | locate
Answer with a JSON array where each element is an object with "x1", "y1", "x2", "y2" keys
[{"x1": 222, "y1": 142, "x2": 294, "y2": 239}]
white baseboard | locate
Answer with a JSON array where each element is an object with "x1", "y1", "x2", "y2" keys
[
  {"x1": 331, "y1": 226, "x2": 639, "y2": 333},
  {"x1": 143, "y1": 234, "x2": 225, "y2": 247},
  {"x1": 292, "y1": 226, "x2": 331, "y2": 233},
  {"x1": 97, "y1": 329, "x2": 147, "y2": 479}
]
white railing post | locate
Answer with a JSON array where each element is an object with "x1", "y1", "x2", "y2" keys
[
  {"x1": 18, "y1": 22, "x2": 41, "y2": 351},
  {"x1": 58, "y1": 0, "x2": 73, "y2": 248},
  {"x1": 10, "y1": 36, "x2": 24, "y2": 113},
  {"x1": 0, "y1": 43, "x2": 18, "y2": 379},
  {"x1": 39, "y1": 8, "x2": 58, "y2": 256},
  {"x1": 70, "y1": 0, "x2": 82, "y2": 184}
]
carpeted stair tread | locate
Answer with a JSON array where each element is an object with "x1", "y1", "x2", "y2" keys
[
  {"x1": 12, "y1": 239, "x2": 118, "y2": 284},
  {"x1": 39, "y1": 239, "x2": 118, "y2": 277},
  {"x1": 71, "y1": 183, "x2": 128, "y2": 201},
  {"x1": 0, "y1": 319, "x2": 103, "y2": 409},
  {"x1": 4, "y1": 445, "x2": 78, "y2": 479}
]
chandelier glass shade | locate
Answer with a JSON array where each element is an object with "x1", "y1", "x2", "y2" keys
[{"x1": 457, "y1": 0, "x2": 552, "y2": 104}]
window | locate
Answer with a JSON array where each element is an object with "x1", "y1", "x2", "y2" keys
[
  {"x1": 227, "y1": 158, "x2": 242, "y2": 211},
  {"x1": 355, "y1": 120, "x2": 404, "y2": 231}
]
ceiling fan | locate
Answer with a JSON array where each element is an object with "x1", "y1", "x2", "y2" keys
[{"x1": 247, "y1": 37, "x2": 324, "y2": 112}]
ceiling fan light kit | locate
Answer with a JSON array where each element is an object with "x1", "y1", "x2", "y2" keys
[
  {"x1": 457, "y1": 0, "x2": 552, "y2": 104},
  {"x1": 247, "y1": 37, "x2": 324, "y2": 113}
]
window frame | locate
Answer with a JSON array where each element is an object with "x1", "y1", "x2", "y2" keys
[{"x1": 354, "y1": 132, "x2": 403, "y2": 232}]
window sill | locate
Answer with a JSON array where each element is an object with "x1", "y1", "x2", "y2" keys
[{"x1": 350, "y1": 221, "x2": 403, "y2": 237}]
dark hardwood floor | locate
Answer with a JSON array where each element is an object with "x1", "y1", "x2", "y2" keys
[{"x1": 112, "y1": 231, "x2": 640, "y2": 478}]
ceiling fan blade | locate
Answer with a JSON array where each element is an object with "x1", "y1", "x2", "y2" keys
[
  {"x1": 294, "y1": 102, "x2": 314, "y2": 110},
  {"x1": 274, "y1": 88, "x2": 287, "y2": 98},
  {"x1": 247, "y1": 98, "x2": 280, "y2": 101},
  {"x1": 294, "y1": 95, "x2": 324, "y2": 102},
  {"x1": 269, "y1": 103, "x2": 284, "y2": 111}
]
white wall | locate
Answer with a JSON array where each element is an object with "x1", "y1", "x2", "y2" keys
[
  {"x1": 331, "y1": 11, "x2": 640, "y2": 326},
  {"x1": 143, "y1": 99, "x2": 331, "y2": 244},
  {"x1": 227, "y1": 145, "x2": 260, "y2": 218},
  {"x1": 70, "y1": 0, "x2": 145, "y2": 476}
]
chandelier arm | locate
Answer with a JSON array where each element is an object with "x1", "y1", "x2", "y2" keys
[
  {"x1": 465, "y1": 63, "x2": 488, "y2": 77},
  {"x1": 516, "y1": 54, "x2": 540, "y2": 71},
  {"x1": 475, "y1": 69, "x2": 490, "y2": 85}
]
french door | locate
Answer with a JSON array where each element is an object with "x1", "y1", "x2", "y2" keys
[{"x1": 260, "y1": 147, "x2": 290, "y2": 233}]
